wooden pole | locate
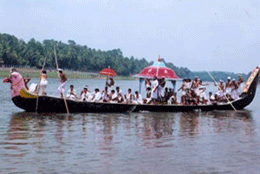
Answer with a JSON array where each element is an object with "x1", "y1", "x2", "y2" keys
[
  {"x1": 54, "y1": 44, "x2": 70, "y2": 115},
  {"x1": 206, "y1": 70, "x2": 237, "y2": 111}
]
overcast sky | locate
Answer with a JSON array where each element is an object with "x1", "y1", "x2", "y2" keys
[{"x1": 1, "y1": 0, "x2": 260, "y2": 73}]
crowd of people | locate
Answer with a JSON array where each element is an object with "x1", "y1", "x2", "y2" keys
[{"x1": 17, "y1": 68, "x2": 244, "y2": 105}]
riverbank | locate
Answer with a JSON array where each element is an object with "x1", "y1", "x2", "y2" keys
[{"x1": 0, "y1": 67, "x2": 135, "y2": 80}]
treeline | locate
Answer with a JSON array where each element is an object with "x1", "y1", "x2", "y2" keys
[{"x1": 0, "y1": 33, "x2": 251, "y2": 81}]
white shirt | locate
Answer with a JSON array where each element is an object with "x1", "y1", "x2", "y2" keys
[{"x1": 92, "y1": 92, "x2": 102, "y2": 102}]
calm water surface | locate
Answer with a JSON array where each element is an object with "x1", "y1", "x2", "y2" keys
[{"x1": 1, "y1": 78, "x2": 260, "y2": 174}]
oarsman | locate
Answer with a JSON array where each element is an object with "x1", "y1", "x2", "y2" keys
[
  {"x1": 116, "y1": 86, "x2": 124, "y2": 103},
  {"x1": 91, "y1": 88, "x2": 102, "y2": 102},
  {"x1": 151, "y1": 75, "x2": 159, "y2": 104},
  {"x1": 125, "y1": 88, "x2": 134, "y2": 103},
  {"x1": 215, "y1": 80, "x2": 225, "y2": 99},
  {"x1": 237, "y1": 74, "x2": 244, "y2": 94},
  {"x1": 38, "y1": 69, "x2": 48, "y2": 95},
  {"x1": 158, "y1": 77, "x2": 166, "y2": 103},
  {"x1": 133, "y1": 91, "x2": 143, "y2": 104},
  {"x1": 191, "y1": 77, "x2": 201, "y2": 105},
  {"x1": 80, "y1": 85, "x2": 90, "y2": 101},
  {"x1": 225, "y1": 76, "x2": 232, "y2": 96},
  {"x1": 231, "y1": 79, "x2": 239, "y2": 100},
  {"x1": 198, "y1": 80, "x2": 209, "y2": 104},
  {"x1": 191, "y1": 76, "x2": 200, "y2": 97},
  {"x1": 66, "y1": 85, "x2": 77, "y2": 100},
  {"x1": 178, "y1": 79, "x2": 187, "y2": 104},
  {"x1": 57, "y1": 69, "x2": 67, "y2": 98}
]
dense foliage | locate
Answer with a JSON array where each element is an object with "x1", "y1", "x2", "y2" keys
[{"x1": 0, "y1": 33, "x2": 251, "y2": 81}]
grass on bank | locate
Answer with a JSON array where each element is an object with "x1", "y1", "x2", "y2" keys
[{"x1": 0, "y1": 67, "x2": 136, "y2": 80}]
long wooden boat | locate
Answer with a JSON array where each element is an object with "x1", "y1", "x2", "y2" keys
[
  {"x1": 12, "y1": 88, "x2": 136, "y2": 113},
  {"x1": 8, "y1": 66, "x2": 259, "y2": 113},
  {"x1": 134, "y1": 66, "x2": 259, "y2": 112}
]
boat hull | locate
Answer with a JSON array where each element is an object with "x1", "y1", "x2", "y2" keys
[{"x1": 12, "y1": 95, "x2": 136, "y2": 113}]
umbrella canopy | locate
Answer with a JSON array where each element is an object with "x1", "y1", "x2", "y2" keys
[
  {"x1": 99, "y1": 67, "x2": 117, "y2": 76},
  {"x1": 135, "y1": 58, "x2": 180, "y2": 80}
]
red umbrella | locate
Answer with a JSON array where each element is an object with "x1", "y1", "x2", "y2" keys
[
  {"x1": 99, "y1": 67, "x2": 117, "y2": 77},
  {"x1": 135, "y1": 57, "x2": 180, "y2": 80}
]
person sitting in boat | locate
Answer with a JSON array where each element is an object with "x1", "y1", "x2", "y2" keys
[
  {"x1": 145, "y1": 78, "x2": 151, "y2": 91},
  {"x1": 80, "y1": 85, "x2": 90, "y2": 101},
  {"x1": 102, "y1": 86, "x2": 110, "y2": 102},
  {"x1": 109, "y1": 89, "x2": 118, "y2": 103},
  {"x1": 207, "y1": 92, "x2": 216, "y2": 104},
  {"x1": 133, "y1": 91, "x2": 143, "y2": 104},
  {"x1": 116, "y1": 86, "x2": 124, "y2": 103},
  {"x1": 91, "y1": 88, "x2": 102, "y2": 102},
  {"x1": 231, "y1": 79, "x2": 239, "y2": 100},
  {"x1": 66, "y1": 85, "x2": 77, "y2": 100},
  {"x1": 151, "y1": 75, "x2": 159, "y2": 104},
  {"x1": 143, "y1": 87, "x2": 152, "y2": 104},
  {"x1": 3, "y1": 67, "x2": 26, "y2": 98},
  {"x1": 168, "y1": 92, "x2": 177, "y2": 105},
  {"x1": 158, "y1": 77, "x2": 166, "y2": 103},
  {"x1": 58, "y1": 69, "x2": 67, "y2": 98},
  {"x1": 37, "y1": 69, "x2": 48, "y2": 95},
  {"x1": 124, "y1": 88, "x2": 134, "y2": 103}
]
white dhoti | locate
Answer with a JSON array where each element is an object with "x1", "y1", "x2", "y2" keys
[
  {"x1": 58, "y1": 82, "x2": 66, "y2": 97},
  {"x1": 216, "y1": 90, "x2": 224, "y2": 98},
  {"x1": 194, "y1": 88, "x2": 200, "y2": 96},
  {"x1": 158, "y1": 86, "x2": 164, "y2": 98},
  {"x1": 151, "y1": 89, "x2": 158, "y2": 99},
  {"x1": 231, "y1": 89, "x2": 239, "y2": 100},
  {"x1": 29, "y1": 83, "x2": 38, "y2": 92},
  {"x1": 39, "y1": 79, "x2": 48, "y2": 95},
  {"x1": 225, "y1": 87, "x2": 232, "y2": 95}
]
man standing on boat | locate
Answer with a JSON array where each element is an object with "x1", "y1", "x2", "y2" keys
[
  {"x1": 58, "y1": 69, "x2": 67, "y2": 98},
  {"x1": 151, "y1": 75, "x2": 159, "y2": 104},
  {"x1": 225, "y1": 76, "x2": 232, "y2": 96}
]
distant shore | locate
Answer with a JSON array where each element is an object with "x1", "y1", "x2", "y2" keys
[{"x1": 0, "y1": 67, "x2": 136, "y2": 80}]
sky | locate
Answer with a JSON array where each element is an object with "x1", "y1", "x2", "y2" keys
[{"x1": 0, "y1": 0, "x2": 260, "y2": 73}]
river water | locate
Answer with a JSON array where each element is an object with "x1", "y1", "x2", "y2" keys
[{"x1": 1, "y1": 78, "x2": 260, "y2": 174}]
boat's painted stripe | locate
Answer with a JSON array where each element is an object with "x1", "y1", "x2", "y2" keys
[{"x1": 19, "y1": 87, "x2": 37, "y2": 98}]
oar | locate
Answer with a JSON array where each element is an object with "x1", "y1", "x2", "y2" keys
[
  {"x1": 35, "y1": 57, "x2": 47, "y2": 113},
  {"x1": 54, "y1": 44, "x2": 70, "y2": 115},
  {"x1": 206, "y1": 70, "x2": 237, "y2": 111}
]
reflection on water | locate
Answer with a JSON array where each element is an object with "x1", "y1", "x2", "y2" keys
[{"x1": 0, "y1": 110, "x2": 258, "y2": 173}]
